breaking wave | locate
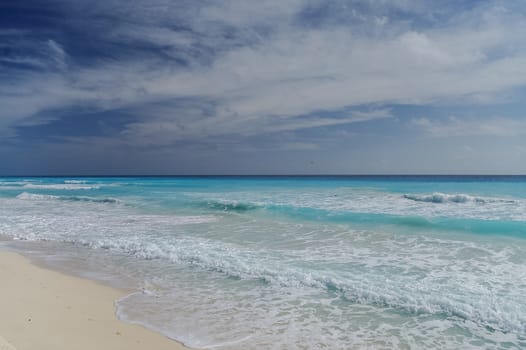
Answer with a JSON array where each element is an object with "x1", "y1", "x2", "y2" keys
[
  {"x1": 22, "y1": 183, "x2": 101, "y2": 190},
  {"x1": 197, "y1": 200, "x2": 262, "y2": 212},
  {"x1": 16, "y1": 232, "x2": 526, "y2": 337},
  {"x1": 403, "y1": 193, "x2": 488, "y2": 204},
  {"x1": 64, "y1": 180, "x2": 88, "y2": 184},
  {"x1": 15, "y1": 192, "x2": 119, "y2": 204}
]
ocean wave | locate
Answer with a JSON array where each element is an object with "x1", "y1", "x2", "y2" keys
[
  {"x1": 15, "y1": 192, "x2": 119, "y2": 204},
  {"x1": 403, "y1": 193, "x2": 487, "y2": 204},
  {"x1": 254, "y1": 204, "x2": 526, "y2": 236},
  {"x1": 198, "y1": 200, "x2": 262, "y2": 212},
  {"x1": 41, "y1": 235, "x2": 525, "y2": 336},
  {"x1": 64, "y1": 180, "x2": 88, "y2": 184},
  {"x1": 3, "y1": 200, "x2": 525, "y2": 340},
  {"x1": 186, "y1": 196, "x2": 526, "y2": 235},
  {"x1": 0, "y1": 181, "x2": 28, "y2": 187},
  {"x1": 22, "y1": 183, "x2": 101, "y2": 190}
]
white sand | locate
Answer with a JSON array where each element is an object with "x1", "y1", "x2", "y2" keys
[
  {"x1": 0, "y1": 251, "x2": 191, "y2": 350},
  {"x1": 0, "y1": 336, "x2": 16, "y2": 350}
]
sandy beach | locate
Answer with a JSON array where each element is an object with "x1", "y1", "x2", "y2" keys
[{"x1": 0, "y1": 251, "x2": 190, "y2": 350}]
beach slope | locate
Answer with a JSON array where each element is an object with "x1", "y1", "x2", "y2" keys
[{"x1": 0, "y1": 251, "x2": 189, "y2": 350}]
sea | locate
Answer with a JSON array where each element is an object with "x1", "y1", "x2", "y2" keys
[{"x1": 1, "y1": 176, "x2": 526, "y2": 349}]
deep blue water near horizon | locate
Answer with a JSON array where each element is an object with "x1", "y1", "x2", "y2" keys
[{"x1": 1, "y1": 176, "x2": 526, "y2": 349}]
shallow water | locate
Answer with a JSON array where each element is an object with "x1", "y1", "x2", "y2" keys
[{"x1": 1, "y1": 176, "x2": 526, "y2": 349}]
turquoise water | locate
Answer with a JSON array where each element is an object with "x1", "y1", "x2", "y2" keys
[{"x1": 1, "y1": 176, "x2": 526, "y2": 349}]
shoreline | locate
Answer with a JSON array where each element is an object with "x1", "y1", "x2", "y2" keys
[{"x1": 0, "y1": 250, "x2": 191, "y2": 350}]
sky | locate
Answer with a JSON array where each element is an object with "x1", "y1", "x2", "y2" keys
[{"x1": 1, "y1": 0, "x2": 526, "y2": 175}]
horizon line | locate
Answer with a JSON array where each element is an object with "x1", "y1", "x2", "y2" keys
[{"x1": 1, "y1": 174, "x2": 526, "y2": 178}]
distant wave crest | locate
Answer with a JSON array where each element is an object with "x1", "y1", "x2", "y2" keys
[
  {"x1": 64, "y1": 180, "x2": 88, "y2": 184},
  {"x1": 22, "y1": 183, "x2": 101, "y2": 190},
  {"x1": 403, "y1": 193, "x2": 487, "y2": 204},
  {"x1": 199, "y1": 200, "x2": 262, "y2": 212},
  {"x1": 16, "y1": 192, "x2": 119, "y2": 204}
]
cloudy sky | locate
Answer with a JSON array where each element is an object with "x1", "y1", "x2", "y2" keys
[{"x1": 1, "y1": 0, "x2": 526, "y2": 175}]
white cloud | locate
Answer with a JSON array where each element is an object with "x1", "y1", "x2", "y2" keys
[
  {"x1": 119, "y1": 106, "x2": 391, "y2": 147},
  {"x1": 47, "y1": 39, "x2": 66, "y2": 69},
  {"x1": 412, "y1": 116, "x2": 526, "y2": 137},
  {"x1": 3, "y1": 0, "x2": 526, "y2": 145},
  {"x1": 200, "y1": 0, "x2": 305, "y2": 26},
  {"x1": 0, "y1": 56, "x2": 48, "y2": 68}
]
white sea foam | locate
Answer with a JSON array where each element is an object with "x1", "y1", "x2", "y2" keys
[
  {"x1": 15, "y1": 192, "x2": 52, "y2": 200},
  {"x1": 81, "y1": 234, "x2": 526, "y2": 335},
  {"x1": 63, "y1": 180, "x2": 88, "y2": 184},
  {"x1": 403, "y1": 192, "x2": 487, "y2": 203},
  {"x1": 22, "y1": 183, "x2": 101, "y2": 190},
  {"x1": 110, "y1": 229, "x2": 526, "y2": 350},
  {"x1": 0, "y1": 181, "x2": 29, "y2": 186},
  {"x1": 15, "y1": 192, "x2": 120, "y2": 204}
]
